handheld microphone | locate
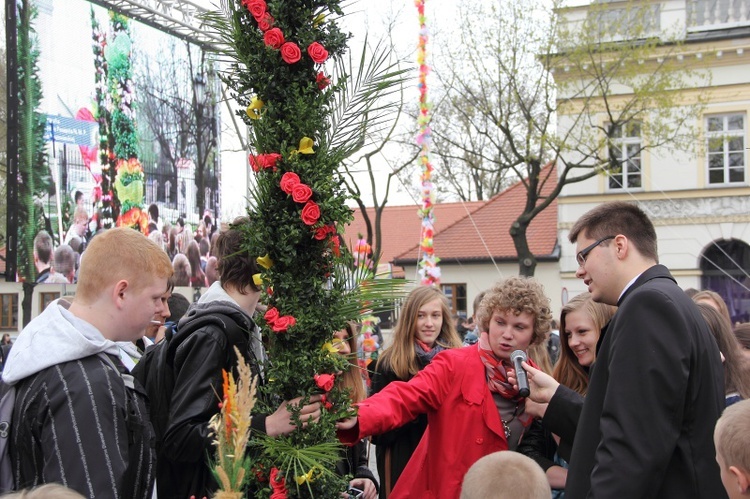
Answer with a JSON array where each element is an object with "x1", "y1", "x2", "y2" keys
[{"x1": 510, "y1": 350, "x2": 530, "y2": 398}]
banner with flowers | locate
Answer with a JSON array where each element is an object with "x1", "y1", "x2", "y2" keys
[
  {"x1": 90, "y1": 10, "x2": 146, "y2": 231},
  {"x1": 208, "y1": 0, "x2": 406, "y2": 496}
]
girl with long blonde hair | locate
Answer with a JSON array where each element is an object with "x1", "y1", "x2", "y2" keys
[{"x1": 371, "y1": 286, "x2": 462, "y2": 498}]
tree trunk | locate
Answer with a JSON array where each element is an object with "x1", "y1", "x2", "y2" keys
[{"x1": 509, "y1": 218, "x2": 537, "y2": 277}]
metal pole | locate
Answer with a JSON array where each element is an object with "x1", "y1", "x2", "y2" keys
[{"x1": 6, "y1": 0, "x2": 19, "y2": 282}]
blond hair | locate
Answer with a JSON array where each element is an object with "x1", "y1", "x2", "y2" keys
[
  {"x1": 553, "y1": 293, "x2": 616, "y2": 396},
  {"x1": 460, "y1": 451, "x2": 551, "y2": 499},
  {"x1": 76, "y1": 228, "x2": 172, "y2": 303},
  {"x1": 377, "y1": 286, "x2": 462, "y2": 380},
  {"x1": 696, "y1": 302, "x2": 750, "y2": 400},
  {"x1": 715, "y1": 399, "x2": 750, "y2": 473},
  {"x1": 338, "y1": 322, "x2": 367, "y2": 404},
  {"x1": 693, "y1": 290, "x2": 732, "y2": 325},
  {"x1": 3, "y1": 484, "x2": 86, "y2": 498},
  {"x1": 477, "y1": 277, "x2": 552, "y2": 347}
]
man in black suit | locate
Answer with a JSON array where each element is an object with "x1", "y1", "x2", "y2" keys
[{"x1": 523, "y1": 201, "x2": 726, "y2": 499}]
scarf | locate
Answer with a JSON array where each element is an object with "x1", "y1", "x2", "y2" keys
[
  {"x1": 477, "y1": 331, "x2": 539, "y2": 402},
  {"x1": 415, "y1": 340, "x2": 446, "y2": 365}
]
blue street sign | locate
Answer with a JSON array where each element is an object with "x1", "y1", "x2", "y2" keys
[{"x1": 44, "y1": 114, "x2": 98, "y2": 146}]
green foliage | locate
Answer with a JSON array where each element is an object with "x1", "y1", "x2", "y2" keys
[
  {"x1": 17, "y1": 0, "x2": 53, "y2": 281},
  {"x1": 207, "y1": 1, "x2": 406, "y2": 496}
]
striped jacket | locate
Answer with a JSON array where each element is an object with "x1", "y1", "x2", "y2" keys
[{"x1": 10, "y1": 354, "x2": 155, "y2": 499}]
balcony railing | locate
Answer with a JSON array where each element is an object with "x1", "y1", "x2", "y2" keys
[{"x1": 688, "y1": 0, "x2": 750, "y2": 31}]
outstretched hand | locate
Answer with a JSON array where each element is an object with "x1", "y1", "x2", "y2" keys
[
  {"x1": 266, "y1": 394, "x2": 323, "y2": 437},
  {"x1": 335, "y1": 415, "x2": 358, "y2": 431},
  {"x1": 508, "y1": 361, "x2": 560, "y2": 404}
]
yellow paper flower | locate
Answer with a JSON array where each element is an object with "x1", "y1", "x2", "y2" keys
[
  {"x1": 297, "y1": 137, "x2": 315, "y2": 154},
  {"x1": 313, "y1": 13, "x2": 325, "y2": 27},
  {"x1": 252, "y1": 273, "x2": 263, "y2": 286},
  {"x1": 256, "y1": 254, "x2": 274, "y2": 269},
  {"x1": 321, "y1": 342, "x2": 339, "y2": 355},
  {"x1": 246, "y1": 96, "x2": 264, "y2": 120},
  {"x1": 295, "y1": 468, "x2": 316, "y2": 485}
]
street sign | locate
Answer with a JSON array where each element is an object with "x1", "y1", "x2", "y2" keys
[{"x1": 44, "y1": 114, "x2": 98, "y2": 146}]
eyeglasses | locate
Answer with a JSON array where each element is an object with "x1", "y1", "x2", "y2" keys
[{"x1": 576, "y1": 236, "x2": 615, "y2": 267}]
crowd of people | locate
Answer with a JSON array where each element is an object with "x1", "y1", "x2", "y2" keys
[
  {"x1": 34, "y1": 199, "x2": 220, "y2": 288},
  {"x1": 3, "y1": 201, "x2": 750, "y2": 499}
]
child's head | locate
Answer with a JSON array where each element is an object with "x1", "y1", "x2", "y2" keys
[
  {"x1": 553, "y1": 292, "x2": 616, "y2": 395},
  {"x1": 460, "y1": 451, "x2": 551, "y2": 499},
  {"x1": 394, "y1": 285, "x2": 460, "y2": 349},
  {"x1": 476, "y1": 276, "x2": 552, "y2": 347},
  {"x1": 714, "y1": 399, "x2": 750, "y2": 498},
  {"x1": 214, "y1": 217, "x2": 261, "y2": 294}
]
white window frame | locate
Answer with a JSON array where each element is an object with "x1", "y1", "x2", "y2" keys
[
  {"x1": 607, "y1": 122, "x2": 643, "y2": 191},
  {"x1": 705, "y1": 113, "x2": 746, "y2": 186}
]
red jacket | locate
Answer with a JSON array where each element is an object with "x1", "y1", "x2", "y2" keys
[{"x1": 339, "y1": 346, "x2": 509, "y2": 498}]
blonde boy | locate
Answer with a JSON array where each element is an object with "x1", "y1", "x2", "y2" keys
[
  {"x1": 460, "y1": 451, "x2": 551, "y2": 499},
  {"x1": 715, "y1": 399, "x2": 750, "y2": 498}
]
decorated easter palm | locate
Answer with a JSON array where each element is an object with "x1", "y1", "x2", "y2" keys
[{"x1": 206, "y1": 0, "x2": 407, "y2": 496}]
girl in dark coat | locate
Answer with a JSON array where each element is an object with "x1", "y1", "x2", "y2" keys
[
  {"x1": 334, "y1": 323, "x2": 379, "y2": 498},
  {"x1": 370, "y1": 286, "x2": 462, "y2": 498}
]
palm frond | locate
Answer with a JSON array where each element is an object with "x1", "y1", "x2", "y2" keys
[{"x1": 326, "y1": 34, "x2": 412, "y2": 162}]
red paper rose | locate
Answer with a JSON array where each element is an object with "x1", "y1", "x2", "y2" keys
[
  {"x1": 271, "y1": 315, "x2": 296, "y2": 333},
  {"x1": 280, "y1": 172, "x2": 300, "y2": 194},
  {"x1": 263, "y1": 28, "x2": 284, "y2": 49},
  {"x1": 264, "y1": 307, "x2": 279, "y2": 325},
  {"x1": 316, "y1": 71, "x2": 330, "y2": 90},
  {"x1": 280, "y1": 42, "x2": 301, "y2": 64},
  {"x1": 258, "y1": 12, "x2": 275, "y2": 31},
  {"x1": 245, "y1": 0, "x2": 266, "y2": 21},
  {"x1": 330, "y1": 234, "x2": 341, "y2": 257},
  {"x1": 264, "y1": 153, "x2": 282, "y2": 168},
  {"x1": 313, "y1": 226, "x2": 329, "y2": 240},
  {"x1": 314, "y1": 373, "x2": 335, "y2": 392},
  {"x1": 270, "y1": 467, "x2": 287, "y2": 498},
  {"x1": 291, "y1": 183, "x2": 313, "y2": 203},
  {"x1": 320, "y1": 394, "x2": 333, "y2": 410},
  {"x1": 249, "y1": 153, "x2": 282, "y2": 172},
  {"x1": 307, "y1": 42, "x2": 329, "y2": 64},
  {"x1": 301, "y1": 200, "x2": 321, "y2": 226}
]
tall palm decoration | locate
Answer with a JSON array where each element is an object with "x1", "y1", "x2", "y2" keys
[
  {"x1": 17, "y1": 0, "x2": 52, "y2": 281},
  {"x1": 207, "y1": 0, "x2": 408, "y2": 496}
]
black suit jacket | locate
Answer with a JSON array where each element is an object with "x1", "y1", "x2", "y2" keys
[{"x1": 564, "y1": 265, "x2": 727, "y2": 499}]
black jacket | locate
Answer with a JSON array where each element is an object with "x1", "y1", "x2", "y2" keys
[
  {"x1": 336, "y1": 439, "x2": 379, "y2": 493},
  {"x1": 11, "y1": 354, "x2": 154, "y2": 499},
  {"x1": 563, "y1": 265, "x2": 727, "y2": 498},
  {"x1": 157, "y1": 300, "x2": 266, "y2": 499},
  {"x1": 371, "y1": 357, "x2": 429, "y2": 498}
]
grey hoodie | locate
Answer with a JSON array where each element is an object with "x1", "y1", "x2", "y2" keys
[
  {"x1": 5, "y1": 299, "x2": 156, "y2": 498},
  {"x1": 2, "y1": 299, "x2": 121, "y2": 385}
]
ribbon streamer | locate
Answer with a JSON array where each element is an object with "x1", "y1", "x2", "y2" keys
[{"x1": 415, "y1": 0, "x2": 440, "y2": 285}]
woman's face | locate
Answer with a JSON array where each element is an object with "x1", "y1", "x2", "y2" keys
[
  {"x1": 487, "y1": 309, "x2": 535, "y2": 361},
  {"x1": 563, "y1": 309, "x2": 600, "y2": 367},
  {"x1": 738, "y1": 342, "x2": 750, "y2": 364},
  {"x1": 414, "y1": 298, "x2": 444, "y2": 347},
  {"x1": 332, "y1": 329, "x2": 351, "y2": 356}
]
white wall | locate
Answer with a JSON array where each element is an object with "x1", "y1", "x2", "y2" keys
[{"x1": 400, "y1": 261, "x2": 564, "y2": 322}]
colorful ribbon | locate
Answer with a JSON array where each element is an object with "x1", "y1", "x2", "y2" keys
[{"x1": 415, "y1": 0, "x2": 440, "y2": 285}]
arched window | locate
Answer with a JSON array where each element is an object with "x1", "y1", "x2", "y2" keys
[{"x1": 700, "y1": 239, "x2": 750, "y2": 324}]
